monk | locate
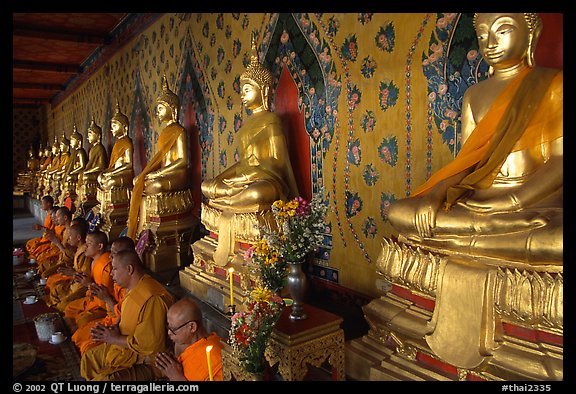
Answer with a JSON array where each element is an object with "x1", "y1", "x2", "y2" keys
[
  {"x1": 80, "y1": 249, "x2": 173, "y2": 380},
  {"x1": 71, "y1": 236, "x2": 134, "y2": 356},
  {"x1": 155, "y1": 297, "x2": 223, "y2": 381},
  {"x1": 25, "y1": 195, "x2": 55, "y2": 258},
  {"x1": 63, "y1": 230, "x2": 114, "y2": 333},
  {"x1": 36, "y1": 206, "x2": 75, "y2": 276},
  {"x1": 45, "y1": 220, "x2": 92, "y2": 311}
]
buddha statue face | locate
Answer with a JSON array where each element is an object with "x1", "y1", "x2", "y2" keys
[
  {"x1": 240, "y1": 80, "x2": 265, "y2": 111},
  {"x1": 156, "y1": 102, "x2": 173, "y2": 123},
  {"x1": 52, "y1": 143, "x2": 59, "y2": 156},
  {"x1": 475, "y1": 13, "x2": 540, "y2": 70},
  {"x1": 88, "y1": 129, "x2": 100, "y2": 145},
  {"x1": 111, "y1": 119, "x2": 127, "y2": 138},
  {"x1": 60, "y1": 140, "x2": 69, "y2": 153}
]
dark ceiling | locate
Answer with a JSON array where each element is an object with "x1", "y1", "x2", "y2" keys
[{"x1": 13, "y1": 13, "x2": 129, "y2": 109}]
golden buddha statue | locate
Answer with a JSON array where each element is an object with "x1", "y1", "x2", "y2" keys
[
  {"x1": 347, "y1": 13, "x2": 563, "y2": 381},
  {"x1": 51, "y1": 133, "x2": 71, "y2": 203},
  {"x1": 97, "y1": 102, "x2": 134, "y2": 191},
  {"x1": 200, "y1": 35, "x2": 297, "y2": 266},
  {"x1": 26, "y1": 145, "x2": 40, "y2": 172},
  {"x1": 35, "y1": 144, "x2": 51, "y2": 199},
  {"x1": 388, "y1": 13, "x2": 562, "y2": 266},
  {"x1": 181, "y1": 35, "x2": 298, "y2": 313},
  {"x1": 126, "y1": 76, "x2": 196, "y2": 272},
  {"x1": 96, "y1": 102, "x2": 134, "y2": 239},
  {"x1": 76, "y1": 116, "x2": 109, "y2": 213},
  {"x1": 44, "y1": 137, "x2": 62, "y2": 198},
  {"x1": 61, "y1": 124, "x2": 88, "y2": 204}
]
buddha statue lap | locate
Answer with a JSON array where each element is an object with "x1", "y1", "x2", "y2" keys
[
  {"x1": 347, "y1": 13, "x2": 563, "y2": 381},
  {"x1": 126, "y1": 76, "x2": 196, "y2": 272},
  {"x1": 97, "y1": 102, "x2": 135, "y2": 239},
  {"x1": 76, "y1": 116, "x2": 109, "y2": 215},
  {"x1": 61, "y1": 125, "x2": 88, "y2": 205}
]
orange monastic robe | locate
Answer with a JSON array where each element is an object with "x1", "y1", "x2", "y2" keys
[
  {"x1": 36, "y1": 225, "x2": 70, "y2": 275},
  {"x1": 45, "y1": 243, "x2": 92, "y2": 311},
  {"x1": 72, "y1": 283, "x2": 126, "y2": 356},
  {"x1": 179, "y1": 333, "x2": 224, "y2": 381},
  {"x1": 80, "y1": 275, "x2": 173, "y2": 380},
  {"x1": 25, "y1": 212, "x2": 55, "y2": 258},
  {"x1": 64, "y1": 252, "x2": 114, "y2": 328}
]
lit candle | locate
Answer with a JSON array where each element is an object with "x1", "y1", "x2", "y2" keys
[
  {"x1": 206, "y1": 345, "x2": 214, "y2": 381},
  {"x1": 228, "y1": 267, "x2": 235, "y2": 306}
]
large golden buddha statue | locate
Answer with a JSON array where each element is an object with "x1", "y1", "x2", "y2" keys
[
  {"x1": 347, "y1": 13, "x2": 563, "y2": 381},
  {"x1": 98, "y1": 102, "x2": 134, "y2": 191},
  {"x1": 61, "y1": 124, "x2": 88, "y2": 205},
  {"x1": 96, "y1": 102, "x2": 134, "y2": 239},
  {"x1": 126, "y1": 76, "x2": 195, "y2": 272},
  {"x1": 76, "y1": 116, "x2": 109, "y2": 214},
  {"x1": 181, "y1": 35, "x2": 298, "y2": 313}
]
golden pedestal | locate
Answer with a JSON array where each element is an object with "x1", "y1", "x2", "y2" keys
[
  {"x1": 138, "y1": 189, "x2": 197, "y2": 273},
  {"x1": 179, "y1": 233, "x2": 253, "y2": 314},
  {"x1": 345, "y1": 238, "x2": 563, "y2": 381},
  {"x1": 221, "y1": 304, "x2": 345, "y2": 381},
  {"x1": 97, "y1": 186, "x2": 132, "y2": 241},
  {"x1": 179, "y1": 202, "x2": 276, "y2": 313}
]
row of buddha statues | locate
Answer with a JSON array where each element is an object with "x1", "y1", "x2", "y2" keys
[{"x1": 15, "y1": 14, "x2": 562, "y2": 380}]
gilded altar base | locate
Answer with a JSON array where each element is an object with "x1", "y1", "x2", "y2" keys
[
  {"x1": 75, "y1": 180, "x2": 100, "y2": 217},
  {"x1": 345, "y1": 238, "x2": 563, "y2": 381},
  {"x1": 179, "y1": 202, "x2": 275, "y2": 313},
  {"x1": 97, "y1": 186, "x2": 132, "y2": 240},
  {"x1": 137, "y1": 189, "x2": 197, "y2": 273}
]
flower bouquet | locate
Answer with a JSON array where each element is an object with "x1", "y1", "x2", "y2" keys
[
  {"x1": 244, "y1": 239, "x2": 287, "y2": 294},
  {"x1": 264, "y1": 191, "x2": 328, "y2": 264},
  {"x1": 228, "y1": 287, "x2": 284, "y2": 374}
]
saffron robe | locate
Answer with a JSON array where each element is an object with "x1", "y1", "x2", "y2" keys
[{"x1": 179, "y1": 332, "x2": 224, "y2": 381}]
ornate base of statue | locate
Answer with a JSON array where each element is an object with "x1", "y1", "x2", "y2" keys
[
  {"x1": 345, "y1": 238, "x2": 563, "y2": 381},
  {"x1": 75, "y1": 180, "x2": 100, "y2": 217},
  {"x1": 137, "y1": 189, "x2": 198, "y2": 273},
  {"x1": 97, "y1": 186, "x2": 132, "y2": 240},
  {"x1": 179, "y1": 202, "x2": 274, "y2": 314}
]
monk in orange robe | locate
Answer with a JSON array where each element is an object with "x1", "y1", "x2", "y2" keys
[
  {"x1": 26, "y1": 195, "x2": 55, "y2": 258},
  {"x1": 71, "y1": 236, "x2": 134, "y2": 355},
  {"x1": 155, "y1": 297, "x2": 223, "y2": 381},
  {"x1": 36, "y1": 207, "x2": 75, "y2": 277},
  {"x1": 45, "y1": 221, "x2": 92, "y2": 311},
  {"x1": 64, "y1": 230, "x2": 114, "y2": 333},
  {"x1": 80, "y1": 249, "x2": 173, "y2": 380}
]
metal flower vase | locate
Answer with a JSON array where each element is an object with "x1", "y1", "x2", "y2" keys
[{"x1": 287, "y1": 261, "x2": 308, "y2": 320}]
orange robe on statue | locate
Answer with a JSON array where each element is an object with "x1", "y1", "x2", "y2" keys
[
  {"x1": 179, "y1": 332, "x2": 224, "y2": 381},
  {"x1": 64, "y1": 251, "x2": 114, "y2": 328}
]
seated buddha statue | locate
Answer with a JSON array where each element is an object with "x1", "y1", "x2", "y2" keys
[
  {"x1": 97, "y1": 102, "x2": 134, "y2": 191},
  {"x1": 77, "y1": 116, "x2": 108, "y2": 210},
  {"x1": 35, "y1": 144, "x2": 51, "y2": 199},
  {"x1": 61, "y1": 125, "x2": 88, "y2": 204},
  {"x1": 126, "y1": 76, "x2": 192, "y2": 240},
  {"x1": 388, "y1": 13, "x2": 562, "y2": 266},
  {"x1": 48, "y1": 133, "x2": 71, "y2": 202},
  {"x1": 26, "y1": 145, "x2": 40, "y2": 172},
  {"x1": 44, "y1": 137, "x2": 62, "y2": 197},
  {"x1": 199, "y1": 35, "x2": 298, "y2": 266},
  {"x1": 368, "y1": 13, "x2": 563, "y2": 375}
]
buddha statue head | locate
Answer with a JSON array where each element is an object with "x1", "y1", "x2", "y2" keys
[
  {"x1": 51, "y1": 135, "x2": 60, "y2": 156},
  {"x1": 111, "y1": 101, "x2": 129, "y2": 138},
  {"x1": 70, "y1": 124, "x2": 83, "y2": 149},
  {"x1": 87, "y1": 115, "x2": 102, "y2": 145},
  {"x1": 60, "y1": 131, "x2": 70, "y2": 153},
  {"x1": 156, "y1": 75, "x2": 180, "y2": 123},
  {"x1": 473, "y1": 13, "x2": 543, "y2": 70},
  {"x1": 240, "y1": 34, "x2": 273, "y2": 111},
  {"x1": 38, "y1": 144, "x2": 44, "y2": 158}
]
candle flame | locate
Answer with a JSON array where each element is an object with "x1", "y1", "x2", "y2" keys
[{"x1": 206, "y1": 345, "x2": 213, "y2": 352}]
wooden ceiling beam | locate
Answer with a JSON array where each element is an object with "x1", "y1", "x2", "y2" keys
[
  {"x1": 13, "y1": 82, "x2": 65, "y2": 90},
  {"x1": 13, "y1": 25, "x2": 108, "y2": 45},
  {"x1": 13, "y1": 60, "x2": 82, "y2": 73}
]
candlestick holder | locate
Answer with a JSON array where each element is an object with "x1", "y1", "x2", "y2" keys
[{"x1": 226, "y1": 304, "x2": 236, "y2": 316}]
